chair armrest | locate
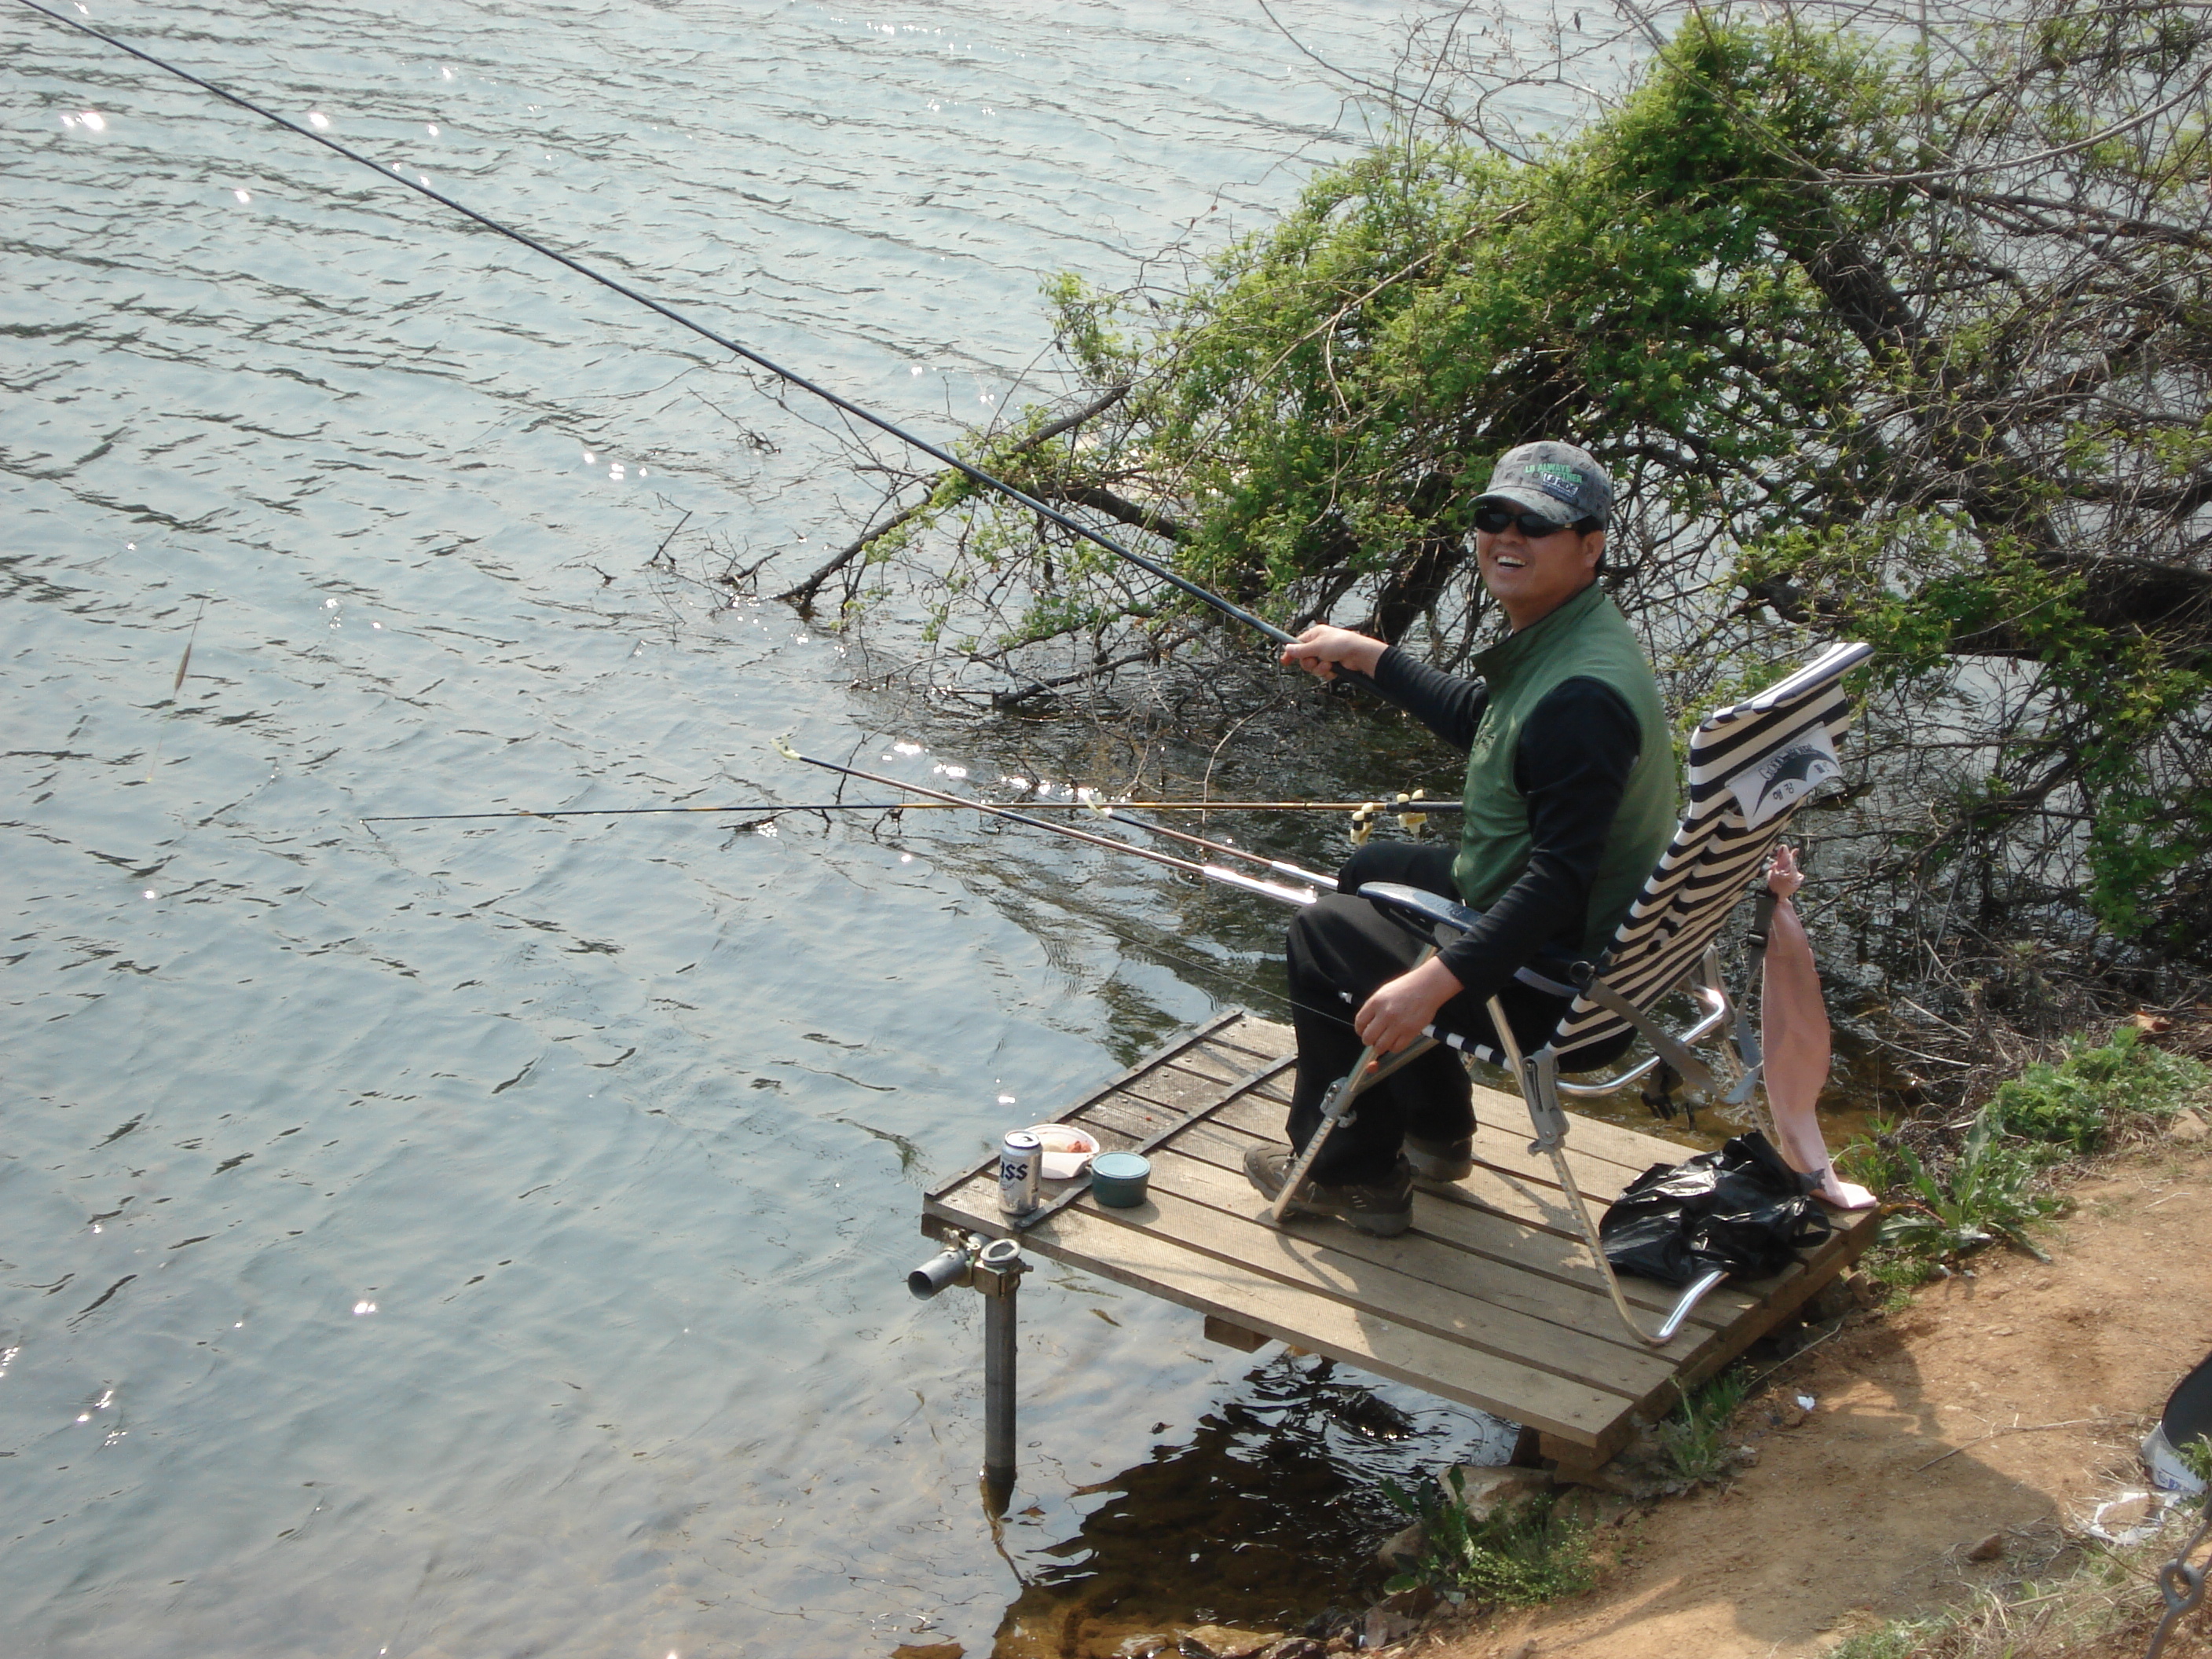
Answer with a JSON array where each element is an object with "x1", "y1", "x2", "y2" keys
[
  {"x1": 1357, "y1": 881, "x2": 1590, "y2": 998},
  {"x1": 1357, "y1": 881, "x2": 1486, "y2": 937}
]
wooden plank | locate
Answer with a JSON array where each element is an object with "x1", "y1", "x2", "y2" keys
[
  {"x1": 1113, "y1": 1063, "x2": 1243, "y2": 1119},
  {"x1": 1115, "y1": 1106, "x2": 1729, "y2": 1329},
  {"x1": 947, "y1": 1130, "x2": 1735, "y2": 1376},
  {"x1": 1082, "y1": 1174, "x2": 1683, "y2": 1400},
  {"x1": 1155, "y1": 1045, "x2": 1251, "y2": 1087},
  {"x1": 1206, "y1": 1018, "x2": 1298, "y2": 1064},
  {"x1": 921, "y1": 1010, "x2": 1881, "y2": 1465},
  {"x1": 1204, "y1": 1313, "x2": 1269, "y2": 1352},
  {"x1": 1141, "y1": 1151, "x2": 1721, "y2": 1378},
  {"x1": 991, "y1": 1199, "x2": 1635, "y2": 1445},
  {"x1": 1082, "y1": 1089, "x2": 1759, "y2": 1332}
]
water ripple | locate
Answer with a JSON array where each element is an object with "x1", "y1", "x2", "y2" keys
[{"x1": 0, "y1": 2, "x2": 1526, "y2": 1654}]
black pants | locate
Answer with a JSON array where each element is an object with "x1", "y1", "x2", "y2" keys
[{"x1": 1283, "y1": 844, "x2": 1574, "y2": 1185}]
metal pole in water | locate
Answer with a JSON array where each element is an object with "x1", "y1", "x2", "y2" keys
[{"x1": 973, "y1": 1237, "x2": 1027, "y2": 1516}]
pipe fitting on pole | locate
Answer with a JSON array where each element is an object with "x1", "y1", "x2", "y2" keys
[
  {"x1": 974, "y1": 1236, "x2": 1027, "y2": 1517},
  {"x1": 907, "y1": 1237, "x2": 978, "y2": 1300}
]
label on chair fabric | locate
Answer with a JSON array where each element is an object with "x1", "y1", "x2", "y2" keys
[{"x1": 1730, "y1": 727, "x2": 1840, "y2": 828}]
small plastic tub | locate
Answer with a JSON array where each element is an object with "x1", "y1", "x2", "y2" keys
[{"x1": 1090, "y1": 1152, "x2": 1152, "y2": 1208}]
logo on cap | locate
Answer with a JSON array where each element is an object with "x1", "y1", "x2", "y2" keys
[{"x1": 1521, "y1": 463, "x2": 1587, "y2": 507}]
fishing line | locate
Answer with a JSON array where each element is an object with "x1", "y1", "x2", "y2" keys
[
  {"x1": 357, "y1": 796, "x2": 1463, "y2": 826},
  {"x1": 776, "y1": 739, "x2": 1323, "y2": 907},
  {"x1": 12, "y1": 0, "x2": 1344, "y2": 662}
]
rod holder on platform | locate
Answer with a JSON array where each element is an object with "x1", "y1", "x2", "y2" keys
[
  {"x1": 973, "y1": 1237, "x2": 1027, "y2": 1517},
  {"x1": 908, "y1": 1240, "x2": 976, "y2": 1300}
]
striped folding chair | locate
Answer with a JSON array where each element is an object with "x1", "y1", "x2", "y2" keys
[{"x1": 1296, "y1": 640, "x2": 1874, "y2": 1345}]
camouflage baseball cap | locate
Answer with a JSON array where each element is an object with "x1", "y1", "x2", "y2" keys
[{"x1": 1475, "y1": 441, "x2": 1612, "y2": 528}]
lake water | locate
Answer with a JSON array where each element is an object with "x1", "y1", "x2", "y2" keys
[{"x1": 0, "y1": 4, "x2": 1657, "y2": 1654}]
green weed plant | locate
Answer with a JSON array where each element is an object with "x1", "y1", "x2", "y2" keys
[
  {"x1": 1876, "y1": 1109, "x2": 2060, "y2": 1264},
  {"x1": 2181, "y1": 1434, "x2": 2212, "y2": 1503},
  {"x1": 1653, "y1": 1366, "x2": 1752, "y2": 1485},
  {"x1": 1835, "y1": 1113, "x2": 1908, "y2": 1195},
  {"x1": 1838, "y1": 1025, "x2": 2206, "y2": 1274},
  {"x1": 1380, "y1": 1468, "x2": 1595, "y2": 1606},
  {"x1": 1983, "y1": 1025, "x2": 2209, "y2": 1155}
]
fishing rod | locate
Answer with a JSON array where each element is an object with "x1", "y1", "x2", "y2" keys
[
  {"x1": 362, "y1": 800, "x2": 988, "y2": 827},
  {"x1": 774, "y1": 740, "x2": 1323, "y2": 909},
  {"x1": 1086, "y1": 804, "x2": 1334, "y2": 889},
  {"x1": 357, "y1": 795, "x2": 1463, "y2": 826},
  {"x1": 13, "y1": 0, "x2": 1393, "y2": 682}
]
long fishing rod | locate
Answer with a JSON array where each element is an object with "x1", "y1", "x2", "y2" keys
[
  {"x1": 14, "y1": 0, "x2": 1373, "y2": 673},
  {"x1": 774, "y1": 741, "x2": 1323, "y2": 909},
  {"x1": 1087, "y1": 805, "x2": 1333, "y2": 889},
  {"x1": 1092, "y1": 788, "x2": 1448, "y2": 877},
  {"x1": 357, "y1": 795, "x2": 1463, "y2": 826}
]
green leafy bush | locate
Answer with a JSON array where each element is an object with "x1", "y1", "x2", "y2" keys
[{"x1": 1985, "y1": 1026, "x2": 2210, "y2": 1155}]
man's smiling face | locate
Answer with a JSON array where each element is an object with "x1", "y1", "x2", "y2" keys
[{"x1": 1475, "y1": 517, "x2": 1606, "y2": 631}]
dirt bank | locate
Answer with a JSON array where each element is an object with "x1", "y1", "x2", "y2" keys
[{"x1": 1430, "y1": 1135, "x2": 2212, "y2": 1659}]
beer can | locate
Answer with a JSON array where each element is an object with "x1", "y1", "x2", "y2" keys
[{"x1": 998, "y1": 1130, "x2": 1042, "y2": 1216}]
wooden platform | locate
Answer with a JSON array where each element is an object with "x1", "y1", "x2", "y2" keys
[{"x1": 922, "y1": 1010, "x2": 1878, "y2": 1464}]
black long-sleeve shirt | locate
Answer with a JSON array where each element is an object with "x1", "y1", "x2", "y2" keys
[{"x1": 1366, "y1": 646, "x2": 1646, "y2": 1000}]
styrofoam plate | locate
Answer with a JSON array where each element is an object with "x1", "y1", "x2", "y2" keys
[{"x1": 1025, "y1": 1123, "x2": 1101, "y2": 1181}]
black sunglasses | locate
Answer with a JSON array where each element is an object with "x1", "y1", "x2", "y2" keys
[{"x1": 1472, "y1": 504, "x2": 1595, "y2": 538}]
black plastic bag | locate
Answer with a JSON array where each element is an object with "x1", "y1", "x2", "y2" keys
[{"x1": 1599, "y1": 1130, "x2": 1833, "y2": 1287}]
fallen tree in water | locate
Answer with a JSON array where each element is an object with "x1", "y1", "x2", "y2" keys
[{"x1": 831, "y1": 0, "x2": 2212, "y2": 1012}]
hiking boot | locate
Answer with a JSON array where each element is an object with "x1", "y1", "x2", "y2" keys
[
  {"x1": 1242, "y1": 1145, "x2": 1414, "y2": 1237},
  {"x1": 1405, "y1": 1133, "x2": 1474, "y2": 1184}
]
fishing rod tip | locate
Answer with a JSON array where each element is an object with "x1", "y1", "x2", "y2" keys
[{"x1": 771, "y1": 734, "x2": 800, "y2": 760}]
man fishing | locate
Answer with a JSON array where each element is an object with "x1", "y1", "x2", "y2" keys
[{"x1": 1243, "y1": 441, "x2": 1679, "y2": 1236}]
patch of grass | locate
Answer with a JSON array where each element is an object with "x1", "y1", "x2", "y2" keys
[
  {"x1": 1652, "y1": 1366, "x2": 1752, "y2": 1485},
  {"x1": 1864, "y1": 1249, "x2": 1939, "y2": 1291},
  {"x1": 1380, "y1": 1469, "x2": 1595, "y2": 1606},
  {"x1": 1836, "y1": 1113, "x2": 1910, "y2": 1195},
  {"x1": 1826, "y1": 1616, "x2": 1951, "y2": 1659},
  {"x1": 1985, "y1": 1024, "x2": 2210, "y2": 1155},
  {"x1": 1824, "y1": 1500, "x2": 2212, "y2": 1658}
]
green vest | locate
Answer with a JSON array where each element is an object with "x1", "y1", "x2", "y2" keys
[{"x1": 1450, "y1": 583, "x2": 1678, "y2": 958}]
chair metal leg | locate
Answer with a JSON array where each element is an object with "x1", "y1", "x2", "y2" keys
[
  {"x1": 1486, "y1": 996, "x2": 1672, "y2": 1348},
  {"x1": 1270, "y1": 947, "x2": 1438, "y2": 1225},
  {"x1": 1708, "y1": 941, "x2": 1780, "y2": 1144}
]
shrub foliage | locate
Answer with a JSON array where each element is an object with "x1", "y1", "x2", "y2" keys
[{"x1": 830, "y1": 0, "x2": 2212, "y2": 987}]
